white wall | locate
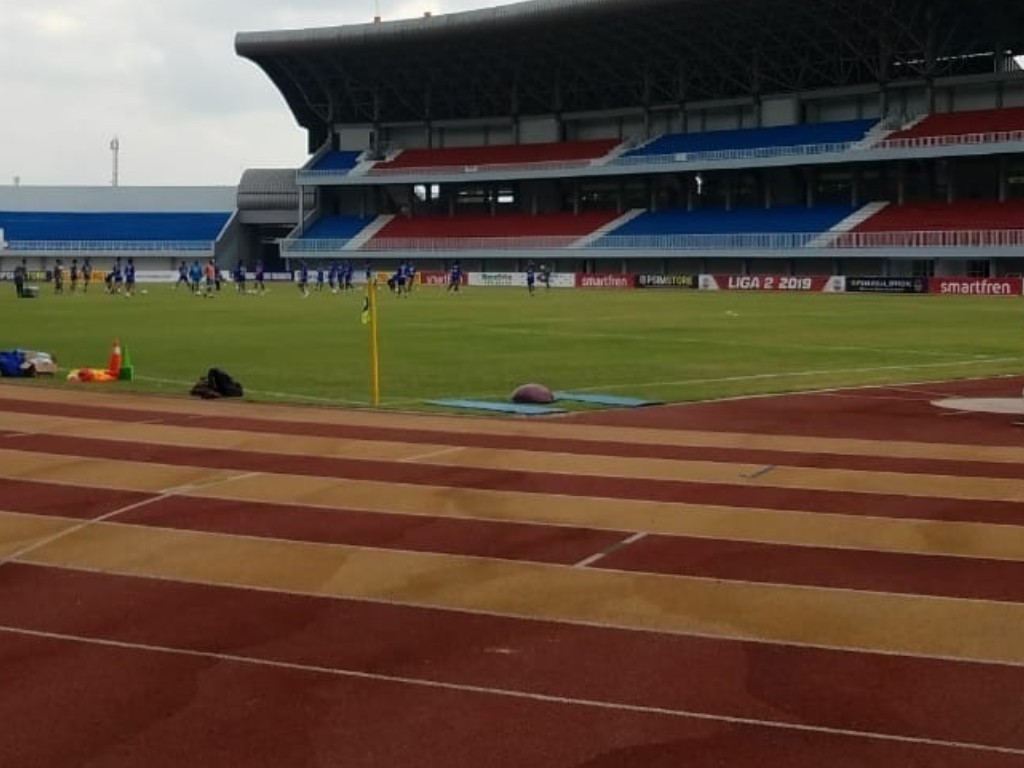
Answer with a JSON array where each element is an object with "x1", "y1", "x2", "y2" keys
[{"x1": 0, "y1": 186, "x2": 235, "y2": 213}]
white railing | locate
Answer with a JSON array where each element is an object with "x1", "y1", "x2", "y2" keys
[
  {"x1": 297, "y1": 157, "x2": 599, "y2": 181},
  {"x1": 283, "y1": 235, "x2": 585, "y2": 252},
  {"x1": 609, "y1": 140, "x2": 859, "y2": 166},
  {"x1": 876, "y1": 129, "x2": 1024, "y2": 150},
  {"x1": 831, "y1": 229, "x2": 1024, "y2": 249},
  {"x1": 295, "y1": 125, "x2": 1024, "y2": 182},
  {"x1": 6, "y1": 240, "x2": 215, "y2": 252},
  {"x1": 280, "y1": 229, "x2": 1024, "y2": 254}
]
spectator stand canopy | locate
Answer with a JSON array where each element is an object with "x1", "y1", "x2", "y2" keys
[{"x1": 235, "y1": 0, "x2": 1024, "y2": 152}]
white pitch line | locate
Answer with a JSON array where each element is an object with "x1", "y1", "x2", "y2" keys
[
  {"x1": 0, "y1": 624, "x2": 1021, "y2": 758},
  {"x1": 133, "y1": 375, "x2": 423, "y2": 408},
  {"x1": 574, "y1": 532, "x2": 648, "y2": 568},
  {"x1": 565, "y1": 357, "x2": 1022, "y2": 394},
  {"x1": 487, "y1": 325, "x2": 976, "y2": 360}
]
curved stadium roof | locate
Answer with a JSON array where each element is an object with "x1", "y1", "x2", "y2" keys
[{"x1": 236, "y1": 0, "x2": 1024, "y2": 148}]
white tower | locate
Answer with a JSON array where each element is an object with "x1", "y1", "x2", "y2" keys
[{"x1": 110, "y1": 137, "x2": 120, "y2": 187}]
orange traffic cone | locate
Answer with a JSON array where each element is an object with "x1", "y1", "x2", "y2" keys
[{"x1": 107, "y1": 339, "x2": 123, "y2": 377}]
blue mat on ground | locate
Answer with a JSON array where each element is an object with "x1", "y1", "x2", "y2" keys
[
  {"x1": 427, "y1": 399, "x2": 567, "y2": 415},
  {"x1": 554, "y1": 392, "x2": 663, "y2": 407}
]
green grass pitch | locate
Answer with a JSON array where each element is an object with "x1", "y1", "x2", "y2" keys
[{"x1": 2, "y1": 281, "x2": 1022, "y2": 409}]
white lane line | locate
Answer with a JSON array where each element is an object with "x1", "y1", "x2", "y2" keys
[
  {"x1": 0, "y1": 624, "x2": 1020, "y2": 758},
  {"x1": 574, "y1": 532, "x2": 647, "y2": 568},
  {"x1": 0, "y1": 472, "x2": 260, "y2": 565},
  {"x1": 565, "y1": 357, "x2": 1021, "y2": 394},
  {"x1": 400, "y1": 446, "x2": 466, "y2": 463}
]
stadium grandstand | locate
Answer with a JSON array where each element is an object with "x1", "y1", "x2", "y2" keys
[
  {"x1": 230, "y1": 0, "x2": 1024, "y2": 280},
  {"x1": 3, "y1": 0, "x2": 1023, "y2": 281},
  {"x1": 0, "y1": 186, "x2": 235, "y2": 277}
]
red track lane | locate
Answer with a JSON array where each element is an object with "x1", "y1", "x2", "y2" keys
[
  {"x1": 7, "y1": 432, "x2": 1024, "y2": 527},
  {"x1": 119, "y1": 496, "x2": 624, "y2": 565},
  {"x1": 0, "y1": 564, "x2": 1022, "y2": 754},
  {"x1": 4, "y1": 414, "x2": 1024, "y2": 480},
  {"x1": 595, "y1": 534, "x2": 1024, "y2": 602},
  {"x1": 5, "y1": 631, "x2": 1017, "y2": 768},
  {"x1": 574, "y1": 378, "x2": 1024, "y2": 444},
  {"x1": 6, "y1": 477, "x2": 1020, "y2": 603},
  {"x1": 3, "y1": 394, "x2": 1024, "y2": 475},
  {"x1": 0, "y1": 478, "x2": 152, "y2": 520},
  {"x1": 114, "y1": 495, "x2": 1024, "y2": 603}
]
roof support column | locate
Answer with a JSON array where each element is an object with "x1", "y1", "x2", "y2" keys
[
  {"x1": 804, "y1": 168, "x2": 816, "y2": 208},
  {"x1": 510, "y1": 80, "x2": 521, "y2": 144},
  {"x1": 877, "y1": 39, "x2": 891, "y2": 120},
  {"x1": 372, "y1": 88, "x2": 383, "y2": 159},
  {"x1": 642, "y1": 69, "x2": 652, "y2": 140},
  {"x1": 923, "y1": 7, "x2": 937, "y2": 115},
  {"x1": 552, "y1": 70, "x2": 565, "y2": 141},
  {"x1": 994, "y1": 36, "x2": 1006, "y2": 107},
  {"x1": 424, "y1": 86, "x2": 433, "y2": 149}
]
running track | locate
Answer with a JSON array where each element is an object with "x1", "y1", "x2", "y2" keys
[{"x1": 1, "y1": 378, "x2": 1023, "y2": 767}]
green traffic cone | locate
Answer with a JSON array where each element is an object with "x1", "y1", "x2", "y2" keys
[{"x1": 119, "y1": 344, "x2": 134, "y2": 381}]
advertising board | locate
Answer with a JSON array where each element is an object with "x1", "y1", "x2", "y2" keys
[
  {"x1": 636, "y1": 274, "x2": 698, "y2": 289},
  {"x1": 699, "y1": 275, "x2": 845, "y2": 292},
  {"x1": 929, "y1": 277, "x2": 1023, "y2": 296}
]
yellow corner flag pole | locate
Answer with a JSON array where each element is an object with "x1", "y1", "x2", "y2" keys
[{"x1": 363, "y1": 278, "x2": 381, "y2": 406}]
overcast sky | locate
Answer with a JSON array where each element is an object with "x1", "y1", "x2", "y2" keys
[{"x1": 0, "y1": 1, "x2": 504, "y2": 187}]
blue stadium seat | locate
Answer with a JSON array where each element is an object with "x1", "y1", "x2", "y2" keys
[
  {"x1": 308, "y1": 151, "x2": 364, "y2": 172},
  {"x1": 619, "y1": 119, "x2": 877, "y2": 161},
  {"x1": 0, "y1": 211, "x2": 230, "y2": 250},
  {"x1": 298, "y1": 216, "x2": 373, "y2": 240},
  {"x1": 590, "y1": 206, "x2": 856, "y2": 250},
  {"x1": 284, "y1": 216, "x2": 375, "y2": 252}
]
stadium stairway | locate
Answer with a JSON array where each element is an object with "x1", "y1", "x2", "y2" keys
[
  {"x1": 806, "y1": 202, "x2": 890, "y2": 247},
  {"x1": 343, "y1": 216, "x2": 394, "y2": 250},
  {"x1": 852, "y1": 123, "x2": 896, "y2": 150},
  {"x1": 570, "y1": 209, "x2": 647, "y2": 248}
]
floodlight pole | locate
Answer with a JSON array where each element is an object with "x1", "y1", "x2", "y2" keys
[{"x1": 110, "y1": 137, "x2": 120, "y2": 187}]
